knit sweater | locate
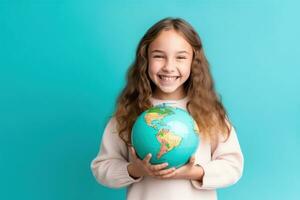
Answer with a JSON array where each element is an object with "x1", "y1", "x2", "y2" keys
[{"x1": 91, "y1": 96, "x2": 244, "y2": 200}]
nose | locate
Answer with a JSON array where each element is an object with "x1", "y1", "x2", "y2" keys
[{"x1": 162, "y1": 58, "x2": 176, "y2": 72}]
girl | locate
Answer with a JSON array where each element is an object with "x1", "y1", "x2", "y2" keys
[{"x1": 91, "y1": 17, "x2": 244, "y2": 200}]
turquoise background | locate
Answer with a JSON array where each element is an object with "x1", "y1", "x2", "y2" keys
[{"x1": 0, "y1": 0, "x2": 299, "y2": 199}]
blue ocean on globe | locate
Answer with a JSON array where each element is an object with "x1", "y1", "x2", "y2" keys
[{"x1": 131, "y1": 103, "x2": 200, "y2": 168}]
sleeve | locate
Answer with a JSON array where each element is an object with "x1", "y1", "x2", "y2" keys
[
  {"x1": 191, "y1": 125, "x2": 244, "y2": 190},
  {"x1": 90, "y1": 117, "x2": 143, "y2": 188}
]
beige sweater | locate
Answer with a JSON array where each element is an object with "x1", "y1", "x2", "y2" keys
[{"x1": 91, "y1": 96, "x2": 244, "y2": 200}]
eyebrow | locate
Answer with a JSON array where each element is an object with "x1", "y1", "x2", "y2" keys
[{"x1": 151, "y1": 50, "x2": 190, "y2": 54}]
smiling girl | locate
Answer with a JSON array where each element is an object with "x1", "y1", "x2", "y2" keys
[{"x1": 91, "y1": 17, "x2": 244, "y2": 200}]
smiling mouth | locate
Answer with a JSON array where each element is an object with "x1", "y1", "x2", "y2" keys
[{"x1": 158, "y1": 75, "x2": 180, "y2": 81}]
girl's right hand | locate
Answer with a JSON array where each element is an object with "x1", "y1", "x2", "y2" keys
[{"x1": 127, "y1": 146, "x2": 175, "y2": 179}]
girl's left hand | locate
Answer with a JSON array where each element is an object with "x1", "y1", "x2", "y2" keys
[{"x1": 154, "y1": 155, "x2": 204, "y2": 180}]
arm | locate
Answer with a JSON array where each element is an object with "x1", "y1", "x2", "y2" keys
[
  {"x1": 191, "y1": 125, "x2": 244, "y2": 190},
  {"x1": 90, "y1": 117, "x2": 143, "y2": 188}
]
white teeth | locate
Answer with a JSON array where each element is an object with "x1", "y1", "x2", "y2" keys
[
  {"x1": 163, "y1": 77, "x2": 175, "y2": 81},
  {"x1": 159, "y1": 75, "x2": 179, "y2": 81}
]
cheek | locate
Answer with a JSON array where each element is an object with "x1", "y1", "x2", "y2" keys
[
  {"x1": 148, "y1": 61, "x2": 162, "y2": 75},
  {"x1": 181, "y1": 62, "x2": 192, "y2": 77}
]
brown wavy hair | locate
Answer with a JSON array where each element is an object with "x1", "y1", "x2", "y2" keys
[{"x1": 114, "y1": 17, "x2": 231, "y2": 145}]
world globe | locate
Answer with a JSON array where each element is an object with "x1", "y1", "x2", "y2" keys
[{"x1": 131, "y1": 103, "x2": 200, "y2": 169}]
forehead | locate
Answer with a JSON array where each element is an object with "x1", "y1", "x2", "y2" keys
[{"x1": 148, "y1": 29, "x2": 193, "y2": 53}]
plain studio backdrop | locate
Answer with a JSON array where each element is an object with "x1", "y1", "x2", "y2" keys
[{"x1": 0, "y1": 0, "x2": 299, "y2": 199}]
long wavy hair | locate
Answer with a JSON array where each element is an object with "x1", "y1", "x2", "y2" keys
[{"x1": 114, "y1": 17, "x2": 231, "y2": 145}]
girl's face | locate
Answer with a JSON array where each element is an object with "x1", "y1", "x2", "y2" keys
[{"x1": 147, "y1": 29, "x2": 193, "y2": 100}]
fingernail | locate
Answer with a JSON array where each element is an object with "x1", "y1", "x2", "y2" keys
[
  {"x1": 148, "y1": 153, "x2": 152, "y2": 157},
  {"x1": 165, "y1": 163, "x2": 169, "y2": 166}
]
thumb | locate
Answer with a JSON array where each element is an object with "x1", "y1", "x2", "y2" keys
[
  {"x1": 128, "y1": 146, "x2": 138, "y2": 159},
  {"x1": 189, "y1": 155, "x2": 196, "y2": 165}
]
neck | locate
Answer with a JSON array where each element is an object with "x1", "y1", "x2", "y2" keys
[{"x1": 152, "y1": 87, "x2": 187, "y2": 100}]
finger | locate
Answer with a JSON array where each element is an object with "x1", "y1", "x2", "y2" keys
[
  {"x1": 129, "y1": 147, "x2": 138, "y2": 159},
  {"x1": 189, "y1": 155, "x2": 196, "y2": 165},
  {"x1": 142, "y1": 153, "x2": 152, "y2": 164},
  {"x1": 159, "y1": 169, "x2": 177, "y2": 179},
  {"x1": 154, "y1": 167, "x2": 175, "y2": 176},
  {"x1": 149, "y1": 162, "x2": 169, "y2": 171}
]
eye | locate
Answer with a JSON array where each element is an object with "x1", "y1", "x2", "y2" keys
[
  {"x1": 177, "y1": 56, "x2": 187, "y2": 59},
  {"x1": 153, "y1": 55, "x2": 164, "y2": 58}
]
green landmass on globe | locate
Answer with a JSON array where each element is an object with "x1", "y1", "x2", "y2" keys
[{"x1": 144, "y1": 106, "x2": 198, "y2": 160}]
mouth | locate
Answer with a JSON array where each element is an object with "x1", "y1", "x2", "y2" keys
[{"x1": 158, "y1": 75, "x2": 180, "y2": 81}]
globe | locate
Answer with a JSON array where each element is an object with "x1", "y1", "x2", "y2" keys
[{"x1": 131, "y1": 103, "x2": 200, "y2": 169}]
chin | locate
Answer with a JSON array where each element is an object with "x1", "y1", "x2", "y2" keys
[{"x1": 158, "y1": 86, "x2": 179, "y2": 94}]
